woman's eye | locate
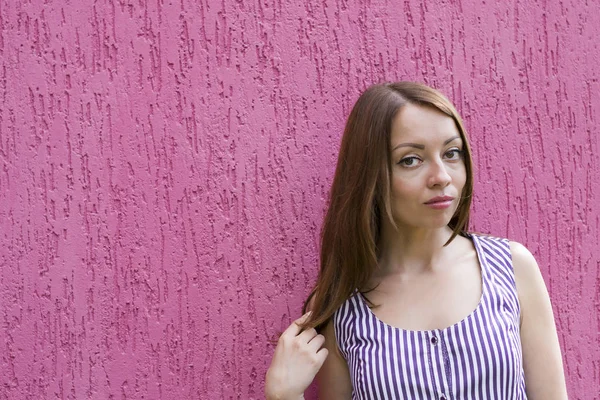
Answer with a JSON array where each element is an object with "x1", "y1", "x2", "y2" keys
[
  {"x1": 399, "y1": 156, "x2": 420, "y2": 167},
  {"x1": 445, "y1": 149, "x2": 463, "y2": 160}
]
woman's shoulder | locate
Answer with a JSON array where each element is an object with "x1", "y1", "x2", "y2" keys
[
  {"x1": 466, "y1": 231, "x2": 512, "y2": 258},
  {"x1": 508, "y1": 241, "x2": 537, "y2": 264},
  {"x1": 473, "y1": 234, "x2": 544, "y2": 304},
  {"x1": 468, "y1": 231, "x2": 537, "y2": 265},
  {"x1": 507, "y1": 241, "x2": 543, "y2": 293},
  {"x1": 467, "y1": 231, "x2": 509, "y2": 243}
]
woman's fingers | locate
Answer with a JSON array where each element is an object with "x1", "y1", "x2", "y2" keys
[
  {"x1": 280, "y1": 316, "x2": 327, "y2": 362},
  {"x1": 294, "y1": 311, "x2": 311, "y2": 325},
  {"x1": 307, "y1": 333, "x2": 326, "y2": 352},
  {"x1": 281, "y1": 312, "x2": 311, "y2": 338},
  {"x1": 315, "y1": 347, "x2": 329, "y2": 366},
  {"x1": 279, "y1": 313, "x2": 327, "y2": 361},
  {"x1": 297, "y1": 327, "x2": 318, "y2": 343}
]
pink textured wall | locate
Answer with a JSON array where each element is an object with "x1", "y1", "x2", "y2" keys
[{"x1": 0, "y1": 0, "x2": 598, "y2": 399}]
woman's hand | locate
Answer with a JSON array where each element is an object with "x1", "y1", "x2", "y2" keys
[{"x1": 265, "y1": 313, "x2": 329, "y2": 400}]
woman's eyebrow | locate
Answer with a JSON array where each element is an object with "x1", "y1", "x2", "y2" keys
[
  {"x1": 392, "y1": 135, "x2": 461, "y2": 151},
  {"x1": 444, "y1": 135, "x2": 461, "y2": 145},
  {"x1": 392, "y1": 142, "x2": 425, "y2": 150}
]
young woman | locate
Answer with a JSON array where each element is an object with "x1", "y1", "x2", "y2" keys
[{"x1": 265, "y1": 82, "x2": 568, "y2": 400}]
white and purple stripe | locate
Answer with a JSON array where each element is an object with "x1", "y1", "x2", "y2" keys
[{"x1": 334, "y1": 234, "x2": 527, "y2": 400}]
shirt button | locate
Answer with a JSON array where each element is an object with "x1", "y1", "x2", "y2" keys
[
  {"x1": 440, "y1": 395, "x2": 447, "y2": 400},
  {"x1": 430, "y1": 336, "x2": 438, "y2": 345}
]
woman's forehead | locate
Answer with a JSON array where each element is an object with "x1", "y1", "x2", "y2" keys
[{"x1": 390, "y1": 103, "x2": 460, "y2": 147}]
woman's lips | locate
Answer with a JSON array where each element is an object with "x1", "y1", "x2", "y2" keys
[{"x1": 424, "y1": 196, "x2": 455, "y2": 209}]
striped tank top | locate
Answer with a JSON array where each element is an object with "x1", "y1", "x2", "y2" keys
[{"x1": 333, "y1": 234, "x2": 527, "y2": 400}]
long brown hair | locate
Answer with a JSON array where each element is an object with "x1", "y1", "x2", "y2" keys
[{"x1": 301, "y1": 82, "x2": 474, "y2": 331}]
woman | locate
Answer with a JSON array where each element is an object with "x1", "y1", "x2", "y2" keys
[{"x1": 265, "y1": 82, "x2": 567, "y2": 399}]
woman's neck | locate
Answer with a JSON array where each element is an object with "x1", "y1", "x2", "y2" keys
[{"x1": 377, "y1": 224, "x2": 456, "y2": 277}]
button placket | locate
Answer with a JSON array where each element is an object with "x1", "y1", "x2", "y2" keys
[{"x1": 428, "y1": 331, "x2": 451, "y2": 400}]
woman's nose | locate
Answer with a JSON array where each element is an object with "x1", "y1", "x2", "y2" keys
[{"x1": 427, "y1": 160, "x2": 452, "y2": 188}]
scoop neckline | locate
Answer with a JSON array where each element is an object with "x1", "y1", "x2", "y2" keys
[{"x1": 356, "y1": 233, "x2": 487, "y2": 334}]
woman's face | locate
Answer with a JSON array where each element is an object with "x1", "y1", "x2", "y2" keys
[{"x1": 388, "y1": 103, "x2": 466, "y2": 230}]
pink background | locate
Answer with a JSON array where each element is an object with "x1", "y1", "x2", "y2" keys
[{"x1": 1, "y1": 0, "x2": 598, "y2": 399}]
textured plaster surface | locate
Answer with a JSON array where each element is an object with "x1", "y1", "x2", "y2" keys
[{"x1": 0, "y1": 0, "x2": 598, "y2": 399}]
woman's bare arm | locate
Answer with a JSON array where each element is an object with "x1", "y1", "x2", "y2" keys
[
  {"x1": 511, "y1": 241, "x2": 568, "y2": 399},
  {"x1": 316, "y1": 320, "x2": 353, "y2": 399}
]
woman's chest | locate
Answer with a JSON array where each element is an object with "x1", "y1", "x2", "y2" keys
[
  {"x1": 342, "y1": 296, "x2": 525, "y2": 400},
  {"x1": 365, "y1": 262, "x2": 482, "y2": 331}
]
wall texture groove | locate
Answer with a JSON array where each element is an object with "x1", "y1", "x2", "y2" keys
[{"x1": 0, "y1": 0, "x2": 598, "y2": 398}]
